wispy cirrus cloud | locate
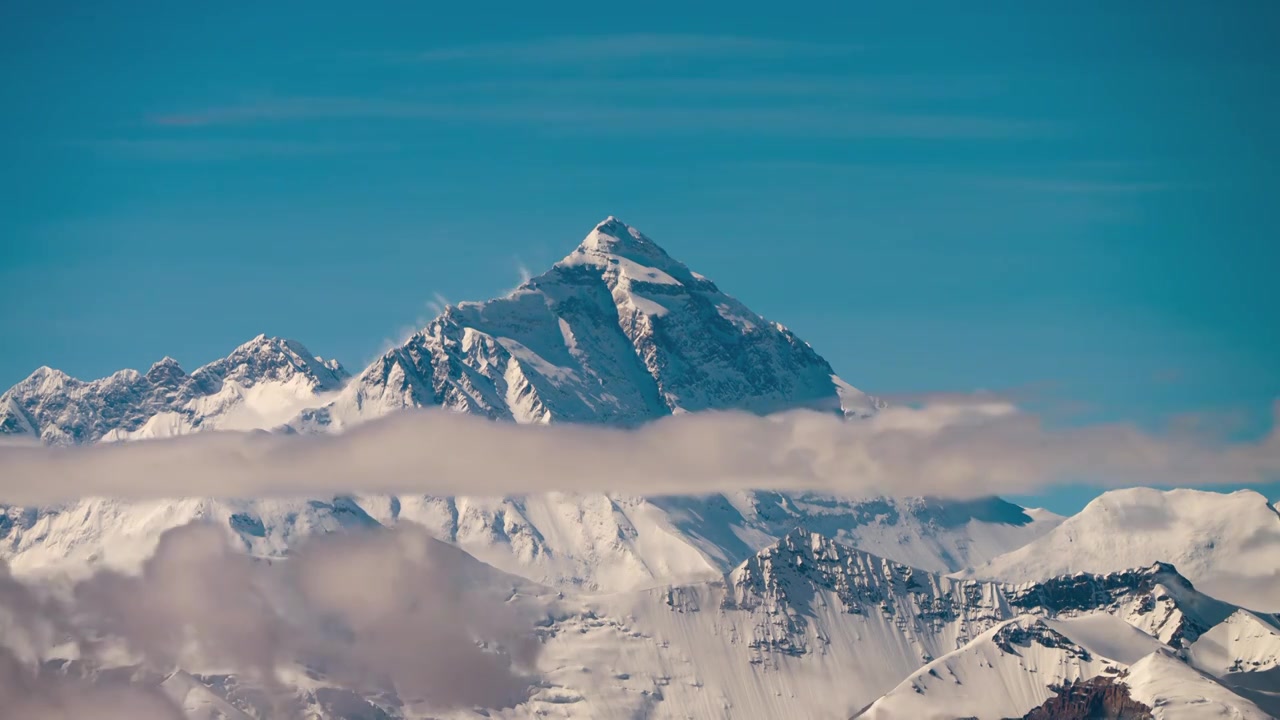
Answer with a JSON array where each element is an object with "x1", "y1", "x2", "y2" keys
[
  {"x1": 723, "y1": 160, "x2": 1171, "y2": 201},
  {"x1": 150, "y1": 97, "x2": 440, "y2": 127},
  {"x1": 72, "y1": 137, "x2": 401, "y2": 160},
  {"x1": 407, "y1": 33, "x2": 857, "y2": 63},
  {"x1": 154, "y1": 74, "x2": 1004, "y2": 128},
  {"x1": 966, "y1": 176, "x2": 1174, "y2": 195},
  {"x1": 438, "y1": 75, "x2": 1004, "y2": 100},
  {"x1": 150, "y1": 97, "x2": 1038, "y2": 139}
]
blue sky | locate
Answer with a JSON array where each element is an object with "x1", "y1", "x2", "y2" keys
[{"x1": 1, "y1": 2, "x2": 1277, "y2": 513}]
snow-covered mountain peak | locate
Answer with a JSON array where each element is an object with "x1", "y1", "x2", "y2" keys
[
  {"x1": 573, "y1": 215, "x2": 665, "y2": 258},
  {"x1": 1124, "y1": 649, "x2": 1273, "y2": 719},
  {"x1": 966, "y1": 487, "x2": 1280, "y2": 613},
  {"x1": 213, "y1": 334, "x2": 348, "y2": 388},
  {"x1": 12, "y1": 366, "x2": 72, "y2": 393},
  {"x1": 144, "y1": 356, "x2": 186, "y2": 383},
  {"x1": 1188, "y1": 609, "x2": 1280, "y2": 675},
  {"x1": 300, "y1": 217, "x2": 867, "y2": 430},
  {"x1": 1003, "y1": 560, "x2": 1253, "y2": 649},
  {"x1": 858, "y1": 612, "x2": 1273, "y2": 720},
  {"x1": 0, "y1": 336, "x2": 350, "y2": 444},
  {"x1": 559, "y1": 215, "x2": 706, "y2": 290}
]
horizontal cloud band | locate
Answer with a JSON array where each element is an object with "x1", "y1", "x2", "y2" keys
[{"x1": 1, "y1": 400, "x2": 1277, "y2": 506}]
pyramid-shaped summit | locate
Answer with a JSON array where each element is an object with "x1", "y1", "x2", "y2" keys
[
  {"x1": 557, "y1": 215, "x2": 702, "y2": 289},
  {"x1": 571, "y1": 215, "x2": 667, "y2": 256},
  {"x1": 296, "y1": 217, "x2": 881, "y2": 431}
]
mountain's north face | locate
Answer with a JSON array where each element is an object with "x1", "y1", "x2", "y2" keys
[
  {"x1": 295, "y1": 216, "x2": 881, "y2": 432},
  {"x1": 1, "y1": 217, "x2": 879, "y2": 444}
]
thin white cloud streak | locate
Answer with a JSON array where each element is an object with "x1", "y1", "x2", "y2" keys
[
  {"x1": 149, "y1": 97, "x2": 1037, "y2": 139},
  {"x1": 726, "y1": 161, "x2": 1171, "y2": 198},
  {"x1": 426, "y1": 75, "x2": 1006, "y2": 101},
  {"x1": 409, "y1": 34, "x2": 858, "y2": 63},
  {"x1": 151, "y1": 97, "x2": 426, "y2": 126},
  {"x1": 73, "y1": 138, "x2": 402, "y2": 161},
  {"x1": 0, "y1": 401, "x2": 1277, "y2": 507}
]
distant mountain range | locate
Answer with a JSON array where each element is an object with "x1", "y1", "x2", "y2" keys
[
  {"x1": 0, "y1": 335, "x2": 348, "y2": 444},
  {"x1": 3, "y1": 217, "x2": 1276, "y2": 719},
  {"x1": 0, "y1": 217, "x2": 1043, "y2": 590},
  {"x1": 1, "y1": 216, "x2": 879, "y2": 444}
]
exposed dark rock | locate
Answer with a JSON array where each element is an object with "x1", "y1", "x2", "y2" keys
[
  {"x1": 1015, "y1": 676, "x2": 1153, "y2": 720},
  {"x1": 993, "y1": 621, "x2": 1091, "y2": 662}
]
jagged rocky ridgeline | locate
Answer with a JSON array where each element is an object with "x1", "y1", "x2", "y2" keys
[
  {"x1": 0, "y1": 216, "x2": 882, "y2": 445},
  {"x1": 0, "y1": 335, "x2": 347, "y2": 444}
]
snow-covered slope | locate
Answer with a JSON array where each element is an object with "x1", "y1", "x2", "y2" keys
[
  {"x1": 964, "y1": 488, "x2": 1280, "y2": 612},
  {"x1": 13, "y1": 528, "x2": 1273, "y2": 720},
  {"x1": 1, "y1": 490, "x2": 1060, "y2": 593},
  {"x1": 860, "y1": 625, "x2": 1271, "y2": 720},
  {"x1": 0, "y1": 496, "x2": 382, "y2": 579},
  {"x1": 160, "y1": 671, "x2": 256, "y2": 720},
  {"x1": 294, "y1": 216, "x2": 877, "y2": 431},
  {"x1": 855, "y1": 616, "x2": 1138, "y2": 719},
  {"x1": 1124, "y1": 650, "x2": 1272, "y2": 720},
  {"x1": 0, "y1": 335, "x2": 347, "y2": 445},
  {"x1": 354, "y1": 491, "x2": 1061, "y2": 591},
  {"x1": 1188, "y1": 610, "x2": 1280, "y2": 716},
  {"x1": 0, "y1": 217, "x2": 1060, "y2": 591},
  {"x1": 1003, "y1": 561, "x2": 1243, "y2": 648},
  {"x1": 1190, "y1": 610, "x2": 1280, "y2": 676},
  {"x1": 490, "y1": 528, "x2": 1027, "y2": 719},
  {"x1": 515, "y1": 530, "x2": 1273, "y2": 719}
]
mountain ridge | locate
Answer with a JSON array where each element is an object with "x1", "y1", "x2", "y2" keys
[
  {"x1": 6, "y1": 519, "x2": 1273, "y2": 718},
  {"x1": 0, "y1": 334, "x2": 348, "y2": 445},
  {"x1": 292, "y1": 216, "x2": 882, "y2": 433},
  {"x1": 0, "y1": 218, "x2": 884, "y2": 443},
  {"x1": 4, "y1": 217, "x2": 1039, "y2": 591},
  {"x1": 964, "y1": 487, "x2": 1280, "y2": 613}
]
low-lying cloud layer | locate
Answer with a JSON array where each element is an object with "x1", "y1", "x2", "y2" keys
[
  {"x1": 0, "y1": 653, "x2": 188, "y2": 720},
  {"x1": 0, "y1": 523, "x2": 540, "y2": 717},
  {"x1": 0, "y1": 401, "x2": 1277, "y2": 506}
]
